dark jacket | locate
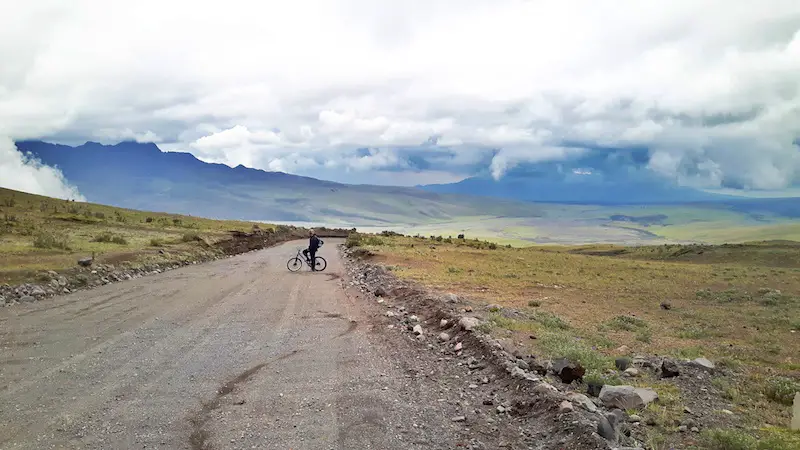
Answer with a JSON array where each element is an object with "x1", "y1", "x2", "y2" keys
[{"x1": 309, "y1": 235, "x2": 322, "y2": 250}]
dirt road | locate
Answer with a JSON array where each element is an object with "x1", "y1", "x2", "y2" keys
[{"x1": 2, "y1": 240, "x2": 503, "y2": 449}]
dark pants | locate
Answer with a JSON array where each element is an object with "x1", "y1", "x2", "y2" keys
[{"x1": 303, "y1": 248, "x2": 317, "y2": 269}]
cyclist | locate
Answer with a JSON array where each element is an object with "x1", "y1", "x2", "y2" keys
[{"x1": 302, "y1": 230, "x2": 323, "y2": 270}]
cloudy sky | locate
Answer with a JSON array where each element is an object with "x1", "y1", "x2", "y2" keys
[{"x1": 1, "y1": 0, "x2": 799, "y2": 197}]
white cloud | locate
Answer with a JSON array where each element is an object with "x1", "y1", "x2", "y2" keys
[
  {"x1": 0, "y1": 0, "x2": 798, "y2": 188},
  {"x1": 0, "y1": 138, "x2": 86, "y2": 200}
]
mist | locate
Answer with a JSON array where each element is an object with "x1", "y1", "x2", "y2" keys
[{"x1": 0, "y1": 137, "x2": 86, "y2": 201}]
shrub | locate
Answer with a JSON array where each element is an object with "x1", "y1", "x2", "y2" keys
[
  {"x1": 601, "y1": 315, "x2": 648, "y2": 331},
  {"x1": 182, "y1": 232, "x2": 202, "y2": 242},
  {"x1": 93, "y1": 232, "x2": 127, "y2": 244},
  {"x1": 150, "y1": 238, "x2": 165, "y2": 247},
  {"x1": 763, "y1": 377, "x2": 799, "y2": 406},
  {"x1": 528, "y1": 300, "x2": 542, "y2": 308},
  {"x1": 345, "y1": 233, "x2": 362, "y2": 248},
  {"x1": 145, "y1": 217, "x2": 154, "y2": 223},
  {"x1": 33, "y1": 231, "x2": 70, "y2": 250}
]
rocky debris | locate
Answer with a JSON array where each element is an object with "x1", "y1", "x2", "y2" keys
[
  {"x1": 445, "y1": 293, "x2": 460, "y2": 303},
  {"x1": 386, "y1": 311, "x2": 396, "y2": 318},
  {"x1": 438, "y1": 332, "x2": 451, "y2": 342},
  {"x1": 623, "y1": 368, "x2": 640, "y2": 378},
  {"x1": 533, "y1": 383, "x2": 559, "y2": 395},
  {"x1": 661, "y1": 359, "x2": 681, "y2": 378},
  {"x1": 615, "y1": 358, "x2": 631, "y2": 371},
  {"x1": 599, "y1": 385, "x2": 658, "y2": 410},
  {"x1": 459, "y1": 317, "x2": 482, "y2": 331},
  {"x1": 552, "y1": 358, "x2": 585, "y2": 384},
  {"x1": 559, "y1": 401, "x2": 574, "y2": 413},
  {"x1": 567, "y1": 392, "x2": 598, "y2": 413},
  {"x1": 454, "y1": 342, "x2": 463, "y2": 352},
  {"x1": 440, "y1": 319, "x2": 449, "y2": 328},
  {"x1": 526, "y1": 357, "x2": 551, "y2": 375},
  {"x1": 690, "y1": 357, "x2": 715, "y2": 371},
  {"x1": 412, "y1": 324, "x2": 424, "y2": 335}
]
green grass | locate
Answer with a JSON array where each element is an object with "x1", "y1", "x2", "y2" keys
[
  {"x1": 363, "y1": 234, "x2": 800, "y2": 440},
  {"x1": 0, "y1": 187, "x2": 281, "y2": 284}
]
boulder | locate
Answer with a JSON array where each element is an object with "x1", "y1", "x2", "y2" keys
[
  {"x1": 552, "y1": 358, "x2": 585, "y2": 384},
  {"x1": 459, "y1": 317, "x2": 482, "y2": 331},
  {"x1": 661, "y1": 359, "x2": 680, "y2": 378},
  {"x1": 29, "y1": 286, "x2": 46, "y2": 297},
  {"x1": 599, "y1": 385, "x2": 658, "y2": 410},
  {"x1": 691, "y1": 357, "x2": 715, "y2": 371},
  {"x1": 566, "y1": 392, "x2": 598, "y2": 412}
]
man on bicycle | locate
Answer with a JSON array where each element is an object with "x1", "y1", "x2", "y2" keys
[{"x1": 302, "y1": 230, "x2": 323, "y2": 270}]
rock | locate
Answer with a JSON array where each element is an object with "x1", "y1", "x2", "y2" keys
[
  {"x1": 57, "y1": 276, "x2": 68, "y2": 286},
  {"x1": 454, "y1": 342, "x2": 463, "y2": 351},
  {"x1": 691, "y1": 427, "x2": 699, "y2": 433},
  {"x1": 721, "y1": 409, "x2": 734, "y2": 415},
  {"x1": 660, "y1": 302, "x2": 672, "y2": 310},
  {"x1": 440, "y1": 319, "x2": 449, "y2": 328},
  {"x1": 510, "y1": 366, "x2": 527, "y2": 379},
  {"x1": 599, "y1": 385, "x2": 658, "y2": 410},
  {"x1": 496, "y1": 405, "x2": 506, "y2": 413},
  {"x1": 445, "y1": 293, "x2": 460, "y2": 303},
  {"x1": 30, "y1": 286, "x2": 46, "y2": 297},
  {"x1": 533, "y1": 383, "x2": 559, "y2": 395},
  {"x1": 623, "y1": 368, "x2": 640, "y2": 377},
  {"x1": 409, "y1": 315, "x2": 419, "y2": 322},
  {"x1": 558, "y1": 401, "x2": 574, "y2": 413},
  {"x1": 792, "y1": 393, "x2": 800, "y2": 430},
  {"x1": 629, "y1": 414, "x2": 642, "y2": 423},
  {"x1": 566, "y1": 392, "x2": 598, "y2": 413},
  {"x1": 438, "y1": 332, "x2": 451, "y2": 342},
  {"x1": 459, "y1": 317, "x2": 482, "y2": 331},
  {"x1": 451, "y1": 416, "x2": 466, "y2": 422},
  {"x1": 374, "y1": 286, "x2": 387, "y2": 297},
  {"x1": 661, "y1": 359, "x2": 681, "y2": 378},
  {"x1": 691, "y1": 357, "x2": 715, "y2": 371},
  {"x1": 486, "y1": 304, "x2": 502, "y2": 312},
  {"x1": 464, "y1": 306, "x2": 473, "y2": 312},
  {"x1": 516, "y1": 359, "x2": 530, "y2": 371},
  {"x1": 47, "y1": 270, "x2": 58, "y2": 278},
  {"x1": 49, "y1": 279, "x2": 60, "y2": 289},
  {"x1": 597, "y1": 416, "x2": 617, "y2": 442},
  {"x1": 635, "y1": 388, "x2": 659, "y2": 406},
  {"x1": 552, "y1": 358, "x2": 585, "y2": 384},
  {"x1": 386, "y1": 311, "x2": 396, "y2": 318},
  {"x1": 678, "y1": 425, "x2": 688, "y2": 433},
  {"x1": 587, "y1": 381, "x2": 604, "y2": 397},
  {"x1": 412, "y1": 324, "x2": 423, "y2": 335},
  {"x1": 527, "y1": 358, "x2": 551, "y2": 375},
  {"x1": 615, "y1": 357, "x2": 631, "y2": 371},
  {"x1": 19, "y1": 295, "x2": 35, "y2": 303}
]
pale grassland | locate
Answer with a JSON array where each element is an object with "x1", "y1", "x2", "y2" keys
[{"x1": 351, "y1": 234, "x2": 800, "y2": 449}]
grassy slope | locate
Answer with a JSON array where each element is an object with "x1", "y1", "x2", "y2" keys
[
  {"x1": 354, "y1": 235, "x2": 800, "y2": 449},
  {"x1": 0, "y1": 187, "x2": 271, "y2": 284}
]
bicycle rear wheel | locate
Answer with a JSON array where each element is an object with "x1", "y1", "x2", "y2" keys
[
  {"x1": 287, "y1": 257, "x2": 303, "y2": 272},
  {"x1": 314, "y1": 256, "x2": 327, "y2": 272}
]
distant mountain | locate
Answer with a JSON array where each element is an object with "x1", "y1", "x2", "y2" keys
[
  {"x1": 15, "y1": 140, "x2": 546, "y2": 224},
  {"x1": 419, "y1": 174, "x2": 732, "y2": 204}
]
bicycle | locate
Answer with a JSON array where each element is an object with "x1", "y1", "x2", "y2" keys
[{"x1": 286, "y1": 247, "x2": 327, "y2": 272}]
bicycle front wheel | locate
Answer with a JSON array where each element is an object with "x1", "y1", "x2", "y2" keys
[
  {"x1": 314, "y1": 256, "x2": 327, "y2": 272},
  {"x1": 287, "y1": 257, "x2": 303, "y2": 272}
]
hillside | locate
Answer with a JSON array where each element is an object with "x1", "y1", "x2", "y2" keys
[
  {"x1": 0, "y1": 187, "x2": 311, "y2": 285},
  {"x1": 15, "y1": 141, "x2": 545, "y2": 224}
]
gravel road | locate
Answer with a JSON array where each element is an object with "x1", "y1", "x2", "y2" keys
[{"x1": 0, "y1": 240, "x2": 531, "y2": 450}]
